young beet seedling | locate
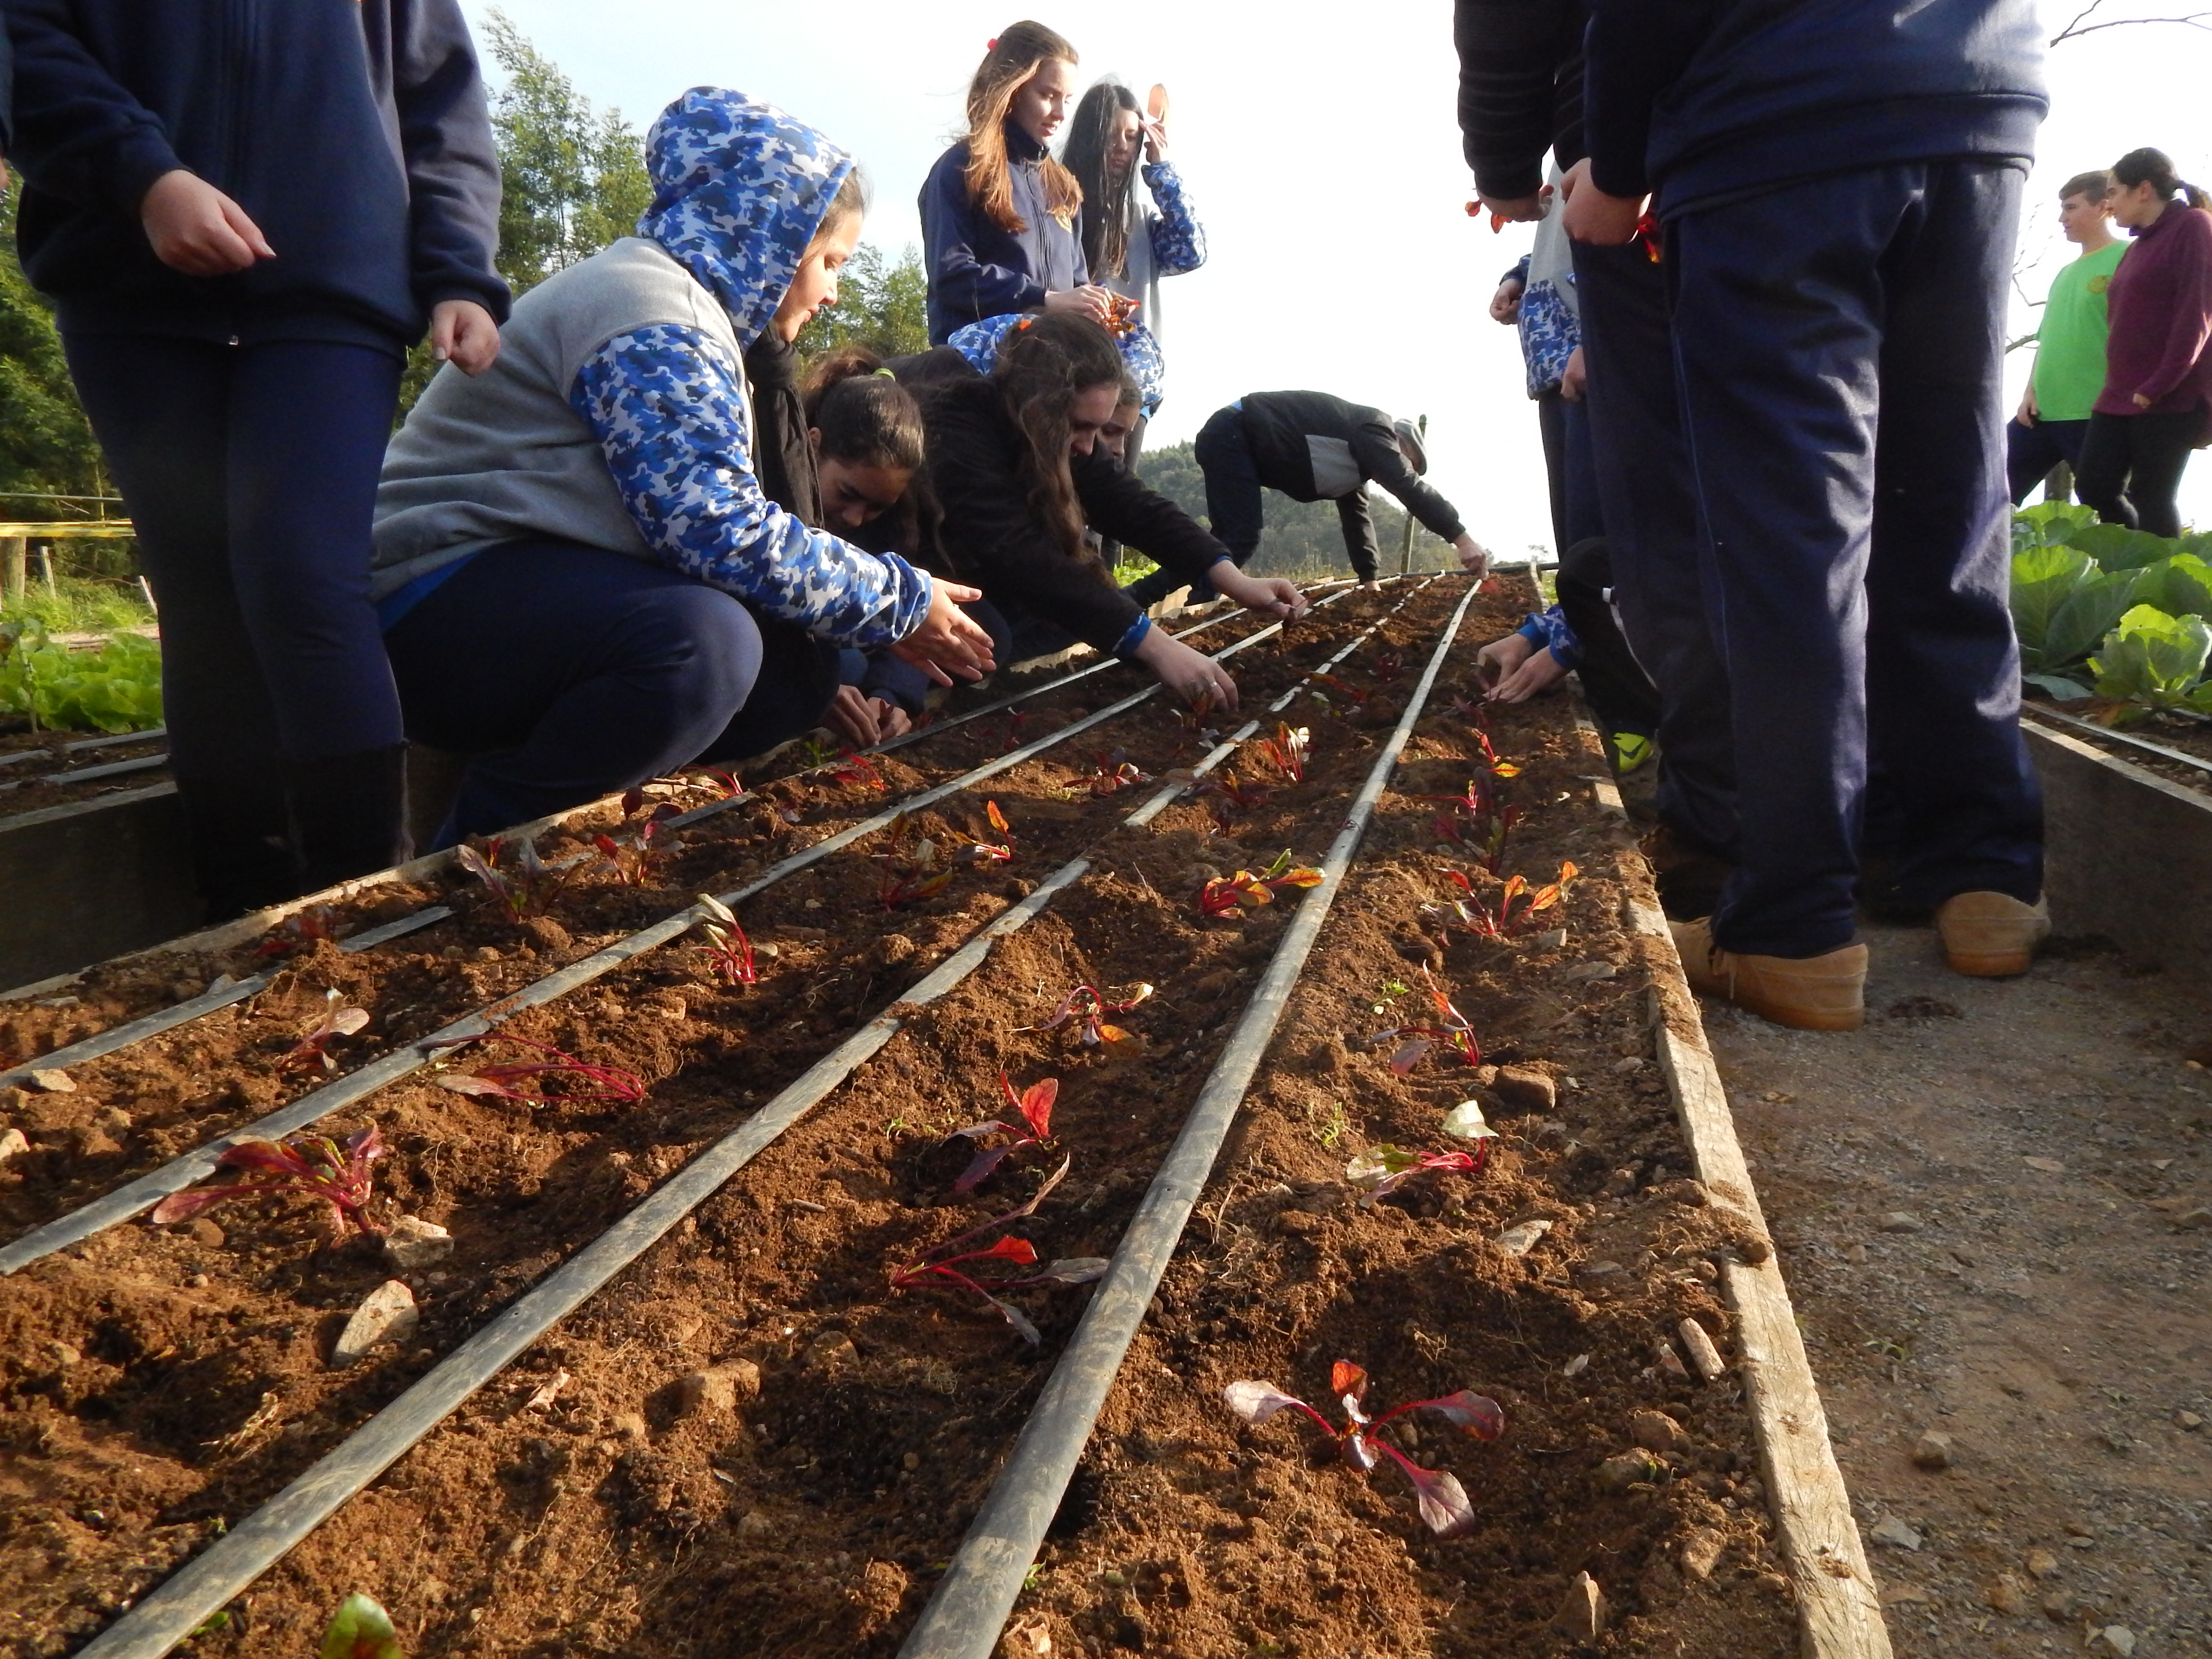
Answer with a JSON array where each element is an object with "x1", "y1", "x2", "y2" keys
[
  {"x1": 811, "y1": 748, "x2": 884, "y2": 792},
  {"x1": 1252, "y1": 722, "x2": 1310, "y2": 784},
  {"x1": 320, "y1": 1593, "x2": 403, "y2": 1659},
  {"x1": 1371, "y1": 648, "x2": 1406, "y2": 684},
  {"x1": 254, "y1": 903, "x2": 339, "y2": 959},
  {"x1": 1223, "y1": 1360, "x2": 1505, "y2": 1537},
  {"x1": 1426, "y1": 861, "x2": 1579, "y2": 941},
  {"x1": 948, "y1": 800, "x2": 1014, "y2": 866},
  {"x1": 1017, "y1": 983, "x2": 1154, "y2": 1058},
  {"x1": 875, "y1": 811, "x2": 955, "y2": 910},
  {"x1": 692, "y1": 893, "x2": 757, "y2": 986},
  {"x1": 151, "y1": 1126, "x2": 385, "y2": 1236},
  {"x1": 949, "y1": 1073, "x2": 1059, "y2": 1192},
  {"x1": 1369, "y1": 967, "x2": 1482, "y2": 1073},
  {"x1": 1065, "y1": 748, "x2": 1152, "y2": 799},
  {"x1": 429, "y1": 1035, "x2": 646, "y2": 1105},
  {"x1": 455, "y1": 836, "x2": 574, "y2": 920},
  {"x1": 1198, "y1": 849, "x2": 1325, "y2": 919},
  {"x1": 283, "y1": 989, "x2": 371, "y2": 1074},
  {"x1": 1307, "y1": 673, "x2": 1370, "y2": 715},
  {"x1": 889, "y1": 1156, "x2": 1107, "y2": 1343},
  {"x1": 592, "y1": 802, "x2": 681, "y2": 887},
  {"x1": 1195, "y1": 767, "x2": 1271, "y2": 831},
  {"x1": 1346, "y1": 1142, "x2": 1491, "y2": 1206}
]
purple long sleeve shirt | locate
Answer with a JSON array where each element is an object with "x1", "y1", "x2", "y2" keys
[{"x1": 2096, "y1": 201, "x2": 2212, "y2": 419}]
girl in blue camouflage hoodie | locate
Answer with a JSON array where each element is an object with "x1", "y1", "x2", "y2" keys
[{"x1": 373, "y1": 88, "x2": 995, "y2": 844}]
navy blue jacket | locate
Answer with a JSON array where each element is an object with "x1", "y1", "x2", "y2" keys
[
  {"x1": 1455, "y1": 0, "x2": 1587, "y2": 203},
  {"x1": 5, "y1": 0, "x2": 508, "y2": 349},
  {"x1": 920, "y1": 124, "x2": 1088, "y2": 345},
  {"x1": 1585, "y1": 0, "x2": 2046, "y2": 216}
]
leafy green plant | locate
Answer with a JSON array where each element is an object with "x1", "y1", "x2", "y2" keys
[
  {"x1": 0, "y1": 620, "x2": 163, "y2": 733},
  {"x1": 321, "y1": 1593, "x2": 404, "y2": 1659},
  {"x1": 2089, "y1": 604, "x2": 2212, "y2": 717},
  {"x1": 2008, "y1": 544, "x2": 2139, "y2": 694}
]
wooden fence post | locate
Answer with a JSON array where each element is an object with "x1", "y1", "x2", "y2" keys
[
  {"x1": 1397, "y1": 413, "x2": 1429, "y2": 576},
  {"x1": 1, "y1": 537, "x2": 24, "y2": 608}
]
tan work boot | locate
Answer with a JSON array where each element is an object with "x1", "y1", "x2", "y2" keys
[
  {"x1": 1933, "y1": 891, "x2": 2049, "y2": 977},
  {"x1": 1668, "y1": 918, "x2": 1868, "y2": 1032}
]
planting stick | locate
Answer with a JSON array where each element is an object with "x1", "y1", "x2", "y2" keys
[
  {"x1": 61, "y1": 579, "x2": 1456, "y2": 1659},
  {"x1": 0, "y1": 908, "x2": 453, "y2": 1091},
  {"x1": 896, "y1": 583, "x2": 1480, "y2": 1659},
  {"x1": 0, "y1": 600, "x2": 1348, "y2": 1272}
]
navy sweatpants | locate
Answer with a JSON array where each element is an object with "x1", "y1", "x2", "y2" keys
[
  {"x1": 62, "y1": 335, "x2": 405, "y2": 776},
  {"x1": 2005, "y1": 415, "x2": 2089, "y2": 505},
  {"x1": 384, "y1": 540, "x2": 837, "y2": 844},
  {"x1": 1570, "y1": 238, "x2": 1739, "y2": 860},
  {"x1": 1667, "y1": 160, "x2": 2043, "y2": 958},
  {"x1": 1124, "y1": 404, "x2": 1260, "y2": 608}
]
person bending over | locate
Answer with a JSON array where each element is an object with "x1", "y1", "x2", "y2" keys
[
  {"x1": 1123, "y1": 391, "x2": 1488, "y2": 611},
  {"x1": 909, "y1": 313, "x2": 1307, "y2": 709},
  {"x1": 372, "y1": 89, "x2": 993, "y2": 845}
]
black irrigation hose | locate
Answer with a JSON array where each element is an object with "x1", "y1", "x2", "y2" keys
[
  {"x1": 2023, "y1": 701, "x2": 2212, "y2": 776},
  {"x1": 0, "y1": 749, "x2": 169, "y2": 794},
  {"x1": 896, "y1": 580, "x2": 1481, "y2": 1659},
  {"x1": 64, "y1": 577, "x2": 1448, "y2": 1659},
  {"x1": 0, "y1": 725, "x2": 165, "y2": 772},
  {"x1": 0, "y1": 590, "x2": 1361, "y2": 1274}
]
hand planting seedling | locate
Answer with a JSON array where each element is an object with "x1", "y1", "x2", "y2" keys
[
  {"x1": 1194, "y1": 766, "x2": 1271, "y2": 830},
  {"x1": 1368, "y1": 967, "x2": 1481, "y2": 1072},
  {"x1": 949, "y1": 1073, "x2": 1060, "y2": 1192},
  {"x1": 152, "y1": 1126, "x2": 385, "y2": 1236},
  {"x1": 693, "y1": 894, "x2": 757, "y2": 986},
  {"x1": 283, "y1": 990, "x2": 371, "y2": 1073},
  {"x1": 254, "y1": 904, "x2": 339, "y2": 959},
  {"x1": 1345, "y1": 1141, "x2": 1491, "y2": 1206},
  {"x1": 889, "y1": 1156, "x2": 1108, "y2": 1343},
  {"x1": 430, "y1": 1035, "x2": 646, "y2": 1105},
  {"x1": 1252, "y1": 722, "x2": 1310, "y2": 784},
  {"x1": 1017, "y1": 983, "x2": 1154, "y2": 1057},
  {"x1": 1425, "y1": 861, "x2": 1578, "y2": 940},
  {"x1": 455, "y1": 836, "x2": 574, "y2": 920},
  {"x1": 1222, "y1": 1360, "x2": 1505, "y2": 1537},
  {"x1": 1198, "y1": 849, "x2": 1325, "y2": 919}
]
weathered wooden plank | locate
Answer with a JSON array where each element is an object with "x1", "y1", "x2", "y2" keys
[{"x1": 0, "y1": 783, "x2": 200, "y2": 988}]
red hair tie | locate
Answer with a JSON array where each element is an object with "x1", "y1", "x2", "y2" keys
[
  {"x1": 1016, "y1": 316, "x2": 1034, "y2": 331},
  {"x1": 986, "y1": 36, "x2": 998, "y2": 49}
]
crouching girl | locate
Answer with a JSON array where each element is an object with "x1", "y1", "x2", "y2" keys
[{"x1": 373, "y1": 89, "x2": 993, "y2": 842}]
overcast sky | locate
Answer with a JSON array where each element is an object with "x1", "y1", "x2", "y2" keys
[{"x1": 469, "y1": 0, "x2": 2211, "y2": 558}]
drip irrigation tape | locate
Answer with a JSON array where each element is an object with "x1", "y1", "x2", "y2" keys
[
  {"x1": 0, "y1": 600, "x2": 1340, "y2": 1272},
  {"x1": 0, "y1": 749, "x2": 168, "y2": 794},
  {"x1": 2024, "y1": 703, "x2": 2212, "y2": 776},
  {"x1": 61, "y1": 577, "x2": 1447, "y2": 1659},
  {"x1": 0, "y1": 726, "x2": 165, "y2": 772},
  {"x1": 895, "y1": 581, "x2": 1480, "y2": 1659}
]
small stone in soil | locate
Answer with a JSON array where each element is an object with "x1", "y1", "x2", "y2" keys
[
  {"x1": 1676, "y1": 1318, "x2": 1727, "y2": 1381},
  {"x1": 189, "y1": 1218, "x2": 224, "y2": 1248},
  {"x1": 2024, "y1": 1547, "x2": 2059, "y2": 1578},
  {"x1": 1563, "y1": 1353, "x2": 1590, "y2": 1377},
  {"x1": 675, "y1": 1361, "x2": 760, "y2": 1417},
  {"x1": 0, "y1": 1126, "x2": 32, "y2": 1164},
  {"x1": 331, "y1": 1280, "x2": 420, "y2": 1368},
  {"x1": 2092, "y1": 1628, "x2": 2137, "y2": 1656},
  {"x1": 2176, "y1": 1409, "x2": 2204, "y2": 1430},
  {"x1": 1655, "y1": 1341, "x2": 1690, "y2": 1379},
  {"x1": 1879, "y1": 1211, "x2": 1924, "y2": 1233},
  {"x1": 26, "y1": 1069, "x2": 74, "y2": 1093},
  {"x1": 383, "y1": 1214, "x2": 454, "y2": 1272},
  {"x1": 1681, "y1": 1527, "x2": 1726, "y2": 1581},
  {"x1": 1493, "y1": 1218, "x2": 1553, "y2": 1257},
  {"x1": 1629, "y1": 1409, "x2": 1690, "y2": 1455},
  {"x1": 1491, "y1": 1066, "x2": 1557, "y2": 1112},
  {"x1": 1984, "y1": 1576, "x2": 2023, "y2": 1614},
  {"x1": 1911, "y1": 1431, "x2": 1954, "y2": 1470},
  {"x1": 803, "y1": 1331, "x2": 859, "y2": 1371},
  {"x1": 1597, "y1": 1451, "x2": 1660, "y2": 1492},
  {"x1": 1868, "y1": 1516, "x2": 1923, "y2": 1551},
  {"x1": 1551, "y1": 1572, "x2": 1606, "y2": 1641},
  {"x1": 2176, "y1": 1205, "x2": 2212, "y2": 1229},
  {"x1": 737, "y1": 1510, "x2": 774, "y2": 1535}
]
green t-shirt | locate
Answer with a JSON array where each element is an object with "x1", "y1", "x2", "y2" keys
[{"x1": 2032, "y1": 240, "x2": 2128, "y2": 422}]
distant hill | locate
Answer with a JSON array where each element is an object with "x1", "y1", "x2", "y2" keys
[{"x1": 1130, "y1": 441, "x2": 1463, "y2": 581}]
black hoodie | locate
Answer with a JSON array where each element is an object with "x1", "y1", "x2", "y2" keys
[
  {"x1": 6, "y1": 0, "x2": 507, "y2": 349},
  {"x1": 1454, "y1": 0, "x2": 1588, "y2": 203}
]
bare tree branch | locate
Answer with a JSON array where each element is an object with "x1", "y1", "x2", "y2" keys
[{"x1": 2052, "y1": 4, "x2": 2212, "y2": 42}]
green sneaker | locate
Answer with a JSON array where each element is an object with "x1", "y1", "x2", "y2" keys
[{"x1": 1607, "y1": 731, "x2": 1655, "y2": 774}]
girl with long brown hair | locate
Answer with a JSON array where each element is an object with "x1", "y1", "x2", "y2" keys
[{"x1": 921, "y1": 22, "x2": 1117, "y2": 345}]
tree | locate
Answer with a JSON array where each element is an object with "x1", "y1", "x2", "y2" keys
[
  {"x1": 797, "y1": 242, "x2": 930, "y2": 364},
  {"x1": 0, "y1": 187, "x2": 106, "y2": 507}
]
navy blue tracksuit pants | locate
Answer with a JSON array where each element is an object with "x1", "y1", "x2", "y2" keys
[
  {"x1": 1666, "y1": 160, "x2": 2043, "y2": 959},
  {"x1": 1570, "y1": 238, "x2": 1739, "y2": 861}
]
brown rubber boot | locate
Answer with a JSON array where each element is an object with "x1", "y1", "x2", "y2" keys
[
  {"x1": 1933, "y1": 891, "x2": 2049, "y2": 977},
  {"x1": 1668, "y1": 918, "x2": 1868, "y2": 1033}
]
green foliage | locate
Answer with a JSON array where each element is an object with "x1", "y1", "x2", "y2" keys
[
  {"x1": 798, "y1": 242, "x2": 930, "y2": 364},
  {"x1": 0, "y1": 621, "x2": 163, "y2": 733},
  {"x1": 1132, "y1": 441, "x2": 1458, "y2": 581},
  {"x1": 2089, "y1": 604, "x2": 2212, "y2": 715},
  {"x1": 3, "y1": 571, "x2": 156, "y2": 634},
  {"x1": 0, "y1": 180, "x2": 109, "y2": 502},
  {"x1": 319, "y1": 1594, "x2": 403, "y2": 1659},
  {"x1": 2009, "y1": 542, "x2": 2137, "y2": 690}
]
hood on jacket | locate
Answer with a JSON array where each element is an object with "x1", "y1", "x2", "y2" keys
[{"x1": 638, "y1": 86, "x2": 855, "y2": 349}]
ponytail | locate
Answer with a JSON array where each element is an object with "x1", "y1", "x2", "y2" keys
[
  {"x1": 801, "y1": 346, "x2": 926, "y2": 474},
  {"x1": 2112, "y1": 146, "x2": 2212, "y2": 211}
]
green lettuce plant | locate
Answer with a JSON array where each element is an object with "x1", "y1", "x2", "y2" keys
[{"x1": 2088, "y1": 605, "x2": 2212, "y2": 718}]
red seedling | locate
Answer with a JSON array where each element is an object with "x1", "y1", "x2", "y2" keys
[
  {"x1": 283, "y1": 990, "x2": 370, "y2": 1073},
  {"x1": 812, "y1": 749, "x2": 884, "y2": 791},
  {"x1": 1223, "y1": 1359, "x2": 1504, "y2": 1537},
  {"x1": 1426, "y1": 861, "x2": 1579, "y2": 940},
  {"x1": 1198, "y1": 849, "x2": 1325, "y2": 918},
  {"x1": 455, "y1": 836, "x2": 574, "y2": 920},
  {"x1": 948, "y1": 1072, "x2": 1059, "y2": 1192},
  {"x1": 874, "y1": 811, "x2": 957, "y2": 909},
  {"x1": 1369, "y1": 967, "x2": 1482, "y2": 1073},
  {"x1": 685, "y1": 766, "x2": 747, "y2": 802},
  {"x1": 430, "y1": 1035, "x2": 646, "y2": 1105},
  {"x1": 693, "y1": 893, "x2": 757, "y2": 986},
  {"x1": 1345, "y1": 1142, "x2": 1491, "y2": 1206},
  {"x1": 1307, "y1": 673, "x2": 1370, "y2": 715},
  {"x1": 1017, "y1": 983, "x2": 1154, "y2": 1057},
  {"x1": 949, "y1": 800, "x2": 1014, "y2": 866},
  {"x1": 1420, "y1": 776, "x2": 1523, "y2": 870},
  {"x1": 592, "y1": 802, "x2": 680, "y2": 886},
  {"x1": 1066, "y1": 748, "x2": 1152, "y2": 799},
  {"x1": 889, "y1": 1157, "x2": 1108, "y2": 1343},
  {"x1": 1252, "y1": 722, "x2": 1310, "y2": 784},
  {"x1": 1473, "y1": 730, "x2": 1520, "y2": 779},
  {"x1": 1195, "y1": 767, "x2": 1271, "y2": 831},
  {"x1": 998, "y1": 711, "x2": 1032, "y2": 754},
  {"x1": 151, "y1": 1126, "x2": 385, "y2": 1236},
  {"x1": 254, "y1": 904, "x2": 339, "y2": 959},
  {"x1": 1371, "y1": 649, "x2": 1406, "y2": 684},
  {"x1": 1174, "y1": 689, "x2": 1223, "y2": 752}
]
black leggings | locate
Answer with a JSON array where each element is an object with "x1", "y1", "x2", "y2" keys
[{"x1": 2076, "y1": 409, "x2": 2204, "y2": 540}]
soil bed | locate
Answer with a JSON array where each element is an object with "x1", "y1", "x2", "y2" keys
[
  {"x1": 0, "y1": 740, "x2": 170, "y2": 818},
  {"x1": 0, "y1": 577, "x2": 1805, "y2": 1659},
  {"x1": 2024, "y1": 703, "x2": 2212, "y2": 797}
]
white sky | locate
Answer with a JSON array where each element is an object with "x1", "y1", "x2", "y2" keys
[{"x1": 469, "y1": 0, "x2": 2212, "y2": 554}]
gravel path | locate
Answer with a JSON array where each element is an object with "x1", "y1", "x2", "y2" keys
[{"x1": 1701, "y1": 921, "x2": 2211, "y2": 1659}]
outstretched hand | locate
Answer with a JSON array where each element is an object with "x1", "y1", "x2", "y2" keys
[
  {"x1": 1211, "y1": 565, "x2": 1309, "y2": 624},
  {"x1": 890, "y1": 580, "x2": 996, "y2": 686}
]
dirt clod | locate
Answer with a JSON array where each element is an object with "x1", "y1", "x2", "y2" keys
[
  {"x1": 1551, "y1": 1571, "x2": 1608, "y2": 1641},
  {"x1": 331, "y1": 1279, "x2": 419, "y2": 1368}
]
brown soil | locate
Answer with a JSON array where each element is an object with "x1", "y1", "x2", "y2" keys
[
  {"x1": 2023, "y1": 704, "x2": 2212, "y2": 798},
  {"x1": 0, "y1": 577, "x2": 1804, "y2": 1659},
  {"x1": 0, "y1": 739, "x2": 170, "y2": 818}
]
